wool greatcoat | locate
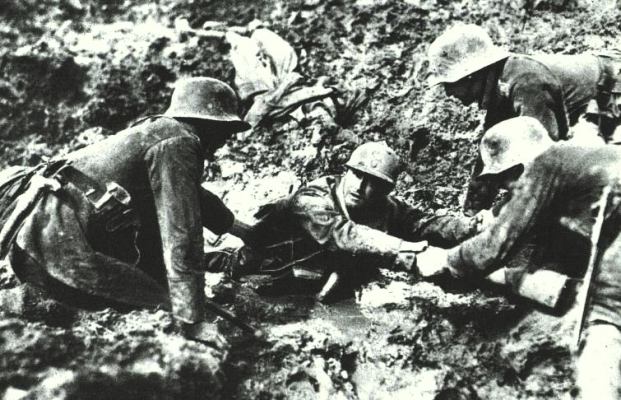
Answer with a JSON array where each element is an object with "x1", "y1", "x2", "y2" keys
[
  {"x1": 465, "y1": 53, "x2": 621, "y2": 213},
  {"x1": 206, "y1": 175, "x2": 479, "y2": 286},
  {"x1": 6, "y1": 116, "x2": 234, "y2": 323}
]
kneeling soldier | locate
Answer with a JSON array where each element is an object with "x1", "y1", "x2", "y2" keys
[
  {"x1": 418, "y1": 116, "x2": 621, "y2": 400},
  {"x1": 0, "y1": 77, "x2": 250, "y2": 346}
]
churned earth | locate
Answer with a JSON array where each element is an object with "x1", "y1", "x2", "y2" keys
[{"x1": 0, "y1": 0, "x2": 620, "y2": 398}]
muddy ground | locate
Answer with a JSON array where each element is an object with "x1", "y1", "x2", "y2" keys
[{"x1": 0, "y1": 0, "x2": 620, "y2": 398}]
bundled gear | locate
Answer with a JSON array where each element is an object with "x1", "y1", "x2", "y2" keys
[
  {"x1": 0, "y1": 161, "x2": 68, "y2": 260},
  {"x1": 226, "y1": 28, "x2": 334, "y2": 129}
]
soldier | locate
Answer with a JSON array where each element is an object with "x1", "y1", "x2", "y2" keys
[
  {"x1": 417, "y1": 116, "x2": 621, "y2": 399},
  {"x1": 0, "y1": 77, "x2": 250, "y2": 346},
  {"x1": 427, "y1": 23, "x2": 621, "y2": 213},
  {"x1": 206, "y1": 141, "x2": 482, "y2": 301}
]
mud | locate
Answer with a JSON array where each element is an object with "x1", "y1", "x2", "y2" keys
[{"x1": 1, "y1": 0, "x2": 620, "y2": 398}]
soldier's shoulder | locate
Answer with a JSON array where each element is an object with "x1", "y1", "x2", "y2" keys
[
  {"x1": 305, "y1": 175, "x2": 338, "y2": 193},
  {"x1": 501, "y1": 54, "x2": 555, "y2": 85},
  {"x1": 137, "y1": 117, "x2": 200, "y2": 146},
  {"x1": 292, "y1": 176, "x2": 337, "y2": 209},
  {"x1": 528, "y1": 143, "x2": 584, "y2": 175}
]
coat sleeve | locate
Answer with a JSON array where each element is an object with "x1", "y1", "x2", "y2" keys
[
  {"x1": 510, "y1": 72, "x2": 569, "y2": 141},
  {"x1": 145, "y1": 136, "x2": 205, "y2": 323},
  {"x1": 395, "y1": 202, "x2": 478, "y2": 247},
  {"x1": 446, "y1": 159, "x2": 560, "y2": 277},
  {"x1": 290, "y1": 185, "x2": 403, "y2": 260},
  {"x1": 199, "y1": 187, "x2": 234, "y2": 235}
]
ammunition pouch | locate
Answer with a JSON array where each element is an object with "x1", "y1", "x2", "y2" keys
[
  {"x1": 89, "y1": 182, "x2": 138, "y2": 233},
  {"x1": 57, "y1": 166, "x2": 140, "y2": 263}
]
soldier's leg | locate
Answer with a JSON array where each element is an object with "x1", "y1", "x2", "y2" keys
[
  {"x1": 8, "y1": 244, "x2": 157, "y2": 312},
  {"x1": 574, "y1": 323, "x2": 621, "y2": 400}
]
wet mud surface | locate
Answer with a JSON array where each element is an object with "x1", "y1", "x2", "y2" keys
[{"x1": 1, "y1": 0, "x2": 620, "y2": 398}]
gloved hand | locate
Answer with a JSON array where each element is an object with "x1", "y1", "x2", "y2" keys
[
  {"x1": 392, "y1": 240, "x2": 428, "y2": 272},
  {"x1": 181, "y1": 321, "x2": 230, "y2": 351},
  {"x1": 415, "y1": 246, "x2": 450, "y2": 278}
]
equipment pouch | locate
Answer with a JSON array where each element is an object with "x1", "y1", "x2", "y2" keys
[
  {"x1": 90, "y1": 182, "x2": 139, "y2": 233},
  {"x1": 79, "y1": 180, "x2": 139, "y2": 264}
]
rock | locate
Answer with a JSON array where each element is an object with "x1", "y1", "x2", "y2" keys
[
  {"x1": 0, "y1": 260, "x2": 19, "y2": 290},
  {"x1": 63, "y1": 0, "x2": 83, "y2": 11},
  {"x1": 2, "y1": 387, "x2": 27, "y2": 400},
  {"x1": 202, "y1": 21, "x2": 227, "y2": 30}
]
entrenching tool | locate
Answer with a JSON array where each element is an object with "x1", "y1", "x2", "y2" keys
[{"x1": 572, "y1": 185, "x2": 612, "y2": 350}]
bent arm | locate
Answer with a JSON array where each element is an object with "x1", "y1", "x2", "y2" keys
[
  {"x1": 199, "y1": 187, "x2": 235, "y2": 235},
  {"x1": 291, "y1": 186, "x2": 404, "y2": 260},
  {"x1": 512, "y1": 73, "x2": 568, "y2": 141},
  {"x1": 447, "y1": 160, "x2": 559, "y2": 277},
  {"x1": 397, "y1": 202, "x2": 478, "y2": 247}
]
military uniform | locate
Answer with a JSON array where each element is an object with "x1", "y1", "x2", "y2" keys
[
  {"x1": 466, "y1": 53, "x2": 621, "y2": 212},
  {"x1": 445, "y1": 143, "x2": 621, "y2": 399},
  {"x1": 209, "y1": 175, "x2": 478, "y2": 286},
  {"x1": 482, "y1": 54, "x2": 616, "y2": 139},
  {"x1": 8, "y1": 116, "x2": 234, "y2": 323}
]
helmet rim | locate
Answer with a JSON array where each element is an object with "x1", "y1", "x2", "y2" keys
[{"x1": 164, "y1": 77, "x2": 251, "y2": 133}]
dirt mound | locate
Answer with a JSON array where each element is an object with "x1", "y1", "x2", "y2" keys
[
  {"x1": 0, "y1": 308, "x2": 228, "y2": 400},
  {"x1": 1, "y1": 0, "x2": 620, "y2": 398}
]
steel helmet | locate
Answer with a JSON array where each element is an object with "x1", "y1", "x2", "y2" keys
[
  {"x1": 427, "y1": 24, "x2": 510, "y2": 85},
  {"x1": 345, "y1": 141, "x2": 403, "y2": 185},
  {"x1": 479, "y1": 117, "x2": 554, "y2": 177},
  {"x1": 164, "y1": 77, "x2": 251, "y2": 132}
]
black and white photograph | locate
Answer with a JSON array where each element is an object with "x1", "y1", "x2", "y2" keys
[{"x1": 0, "y1": 0, "x2": 620, "y2": 398}]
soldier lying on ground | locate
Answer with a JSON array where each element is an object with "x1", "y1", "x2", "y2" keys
[
  {"x1": 417, "y1": 116, "x2": 621, "y2": 400},
  {"x1": 205, "y1": 141, "x2": 483, "y2": 302},
  {"x1": 427, "y1": 23, "x2": 621, "y2": 214},
  {"x1": 0, "y1": 77, "x2": 250, "y2": 346}
]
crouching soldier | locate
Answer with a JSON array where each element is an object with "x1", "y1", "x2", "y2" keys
[
  {"x1": 0, "y1": 77, "x2": 250, "y2": 346},
  {"x1": 417, "y1": 116, "x2": 621, "y2": 399},
  {"x1": 427, "y1": 23, "x2": 621, "y2": 214},
  {"x1": 206, "y1": 141, "x2": 482, "y2": 302}
]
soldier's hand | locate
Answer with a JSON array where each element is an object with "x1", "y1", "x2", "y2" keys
[
  {"x1": 393, "y1": 240, "x2": 428, "y2": 272},
  {"x1": 415, "y1": 246, "x2": 449, "y2": 278},
  {"x1": 182, "y1": 321, "x2": 230, "y2": 351},
  {"x1": 473, "y1": 209, "x2": 494, "y2": 233}
]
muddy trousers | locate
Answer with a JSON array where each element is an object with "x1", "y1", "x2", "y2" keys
[{"x1": 575, "y1": 323, "x2": 621, "y2": 399}]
